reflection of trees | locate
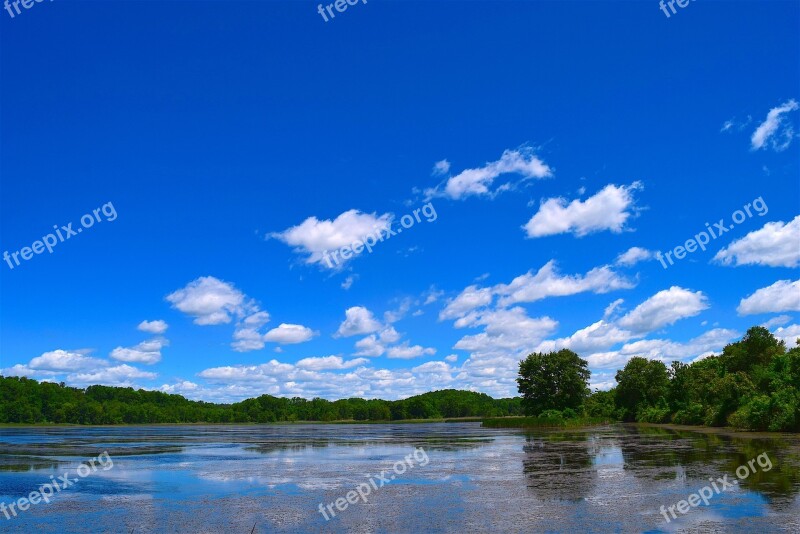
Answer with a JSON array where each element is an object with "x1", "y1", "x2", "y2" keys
[
  {"x1": 521, "y1": 431, "x2": 598, "y2": 502},
  {"x1": 0, "y1": 457, "x2": 60, "y2": 472},
  {"x1": 618, "y1": 425, "x2": 800, "y2": 506},
  {"x1": 246, "y1": 436, "x2": 490, "y2": 455}
]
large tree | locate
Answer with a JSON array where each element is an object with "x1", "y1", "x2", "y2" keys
[
  {"x1": 614, "y1": 357, "x2": 670, "y2": 421},
  {"x1": 517, "y1": 349, "x2": 591, "y2": 415}
]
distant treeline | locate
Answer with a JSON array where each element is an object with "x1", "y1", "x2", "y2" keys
[
  {"x1": 0, "y1": 380, "x2": 523, "y2": 425},
  {"x1": 517, "y1": 326, "x2": 800, "y2": 432}
]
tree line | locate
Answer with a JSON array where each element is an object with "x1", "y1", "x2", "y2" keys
[
  {"x1": 0, "y1": 379, "x2": 522, "y2": 425},
  {"x1": 516, "y1": 326, "x2": 800, "y2": 432}
]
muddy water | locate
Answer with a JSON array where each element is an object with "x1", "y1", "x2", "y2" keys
[{"x1": 0, "y1": 423, "x2": 798, "y2": 533}]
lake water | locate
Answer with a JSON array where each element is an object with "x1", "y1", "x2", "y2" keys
[{"x1": 0, "y1": 423, "x2": 798, "y2": 533}]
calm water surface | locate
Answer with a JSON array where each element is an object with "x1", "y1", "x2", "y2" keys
[{"x1": 0, "y1": 423, "x2": 799, "y2": 533}]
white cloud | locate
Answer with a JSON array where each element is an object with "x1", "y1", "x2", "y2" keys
[
  {"x1": 615, "y1": 247, "x2": 654, "y2": 266},
  {"x1": 773, "y1": 324, "x2": 800, "y2": 348},
  {"x1": 494, "y1": 260, "x2": 634, "y2": 307},
  {"x1": 603, "y1": 298, "x2": 625, "y2": 318},
  {"x1": 166, "y1": 276, "x2": 253, "y2": 325},
  {"x1": 159, "y1": 381, "x2": 200, "y2": 395},
  {"x1": 379, "y1": 326, "x2": 401, "y2": 344},
  {"x1": 28, "y1": 349, "x2": 106, "y2": 371},
  {"x1": 423, "y1": 286, "x2": 444, "y2": 305},
  {"x1": 444, "y1": 354, "x2": 458, "y2": 363},
  {"x1": 751, "y1": 99, "x2": 798, "y2": 151},
  {"x1": 295, "y1": 356, "x2": 369, "y2": 371},
  {"x1": 533, "y1": 320, "x2": 632, "y2": 354},
  {"x1": 523, "y1": 182, "x2": 641, "y2": 238},
  {"x1": 198, "y1": 360, "x2": 295, "y2": 381},
  {"x1": 231, "y1": 327, "x2": 268, "y2": 352},
  {"x1": 426, "y1": 148, "x2": 552, "y2": 200},
  {"x1": 110, "y1": 337, "x2": 168, "y2": 365},
  {"x1": 586, "y1": 328, "x2": 740, "y2": 370},
  {"x1": 354, "y1": 335, "x2": 386, "y2": 357},
  {"x1": 453, "y1": 307, "x2": 558, "y2": 354},
  {"x1": 69, "y1": 364, "x2": 157, "y2": 387},
  {"x1": 761, "y1": 315, "x2": 792, "y2": 329},
  {"x1": 263, "y1": 323, "x2": 317, "y2": 344},
  {"x1": 432, "y1": 159, "x2": 450, "y2": 176},
  {"x1": 386, "y1": 343, "x2": 436, "y2": 359},
  {"x1": 384, "y1": 298, "x2": 413, "y2": 324},
  {"x1": 714, "y1": 216, "x2": 800, "y2": 268},
  {"x1": 617, "y1": 287, "x2": 708, "y2": 334},
  {"x1": 335, "y1": 306, "x2": 383, "y2": 337},
  {"x1": 137, "y1": 320, "x2": 168, "y2": 334},
  {"x1": 341, "y1": 276, "x2": 355, "y2": 290},
  {"x1": 270, "y1": 209, "x2": 392, "y2": 268},
  {"x1": 439, "y1": 285, "x2": 494, "y2": 320},
  {"x1": 737, "y1": 280, "x2": 800, "y2": 315}
]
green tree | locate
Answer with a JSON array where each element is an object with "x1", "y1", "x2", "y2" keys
[
  {"x1": 517, "y1": 349, "x2": 590, "y2": 415},
  {"x1": 615, "y1": 357, "x2": 669, "y2": 422}
]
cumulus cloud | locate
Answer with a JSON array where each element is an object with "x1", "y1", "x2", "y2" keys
[
  {"x1": 69, "y1": 364, "x2": 157, "y2": 387},
  {"x1": 335, "y1": 306, "x2": 383, "y2": 338},
  {"x1": 615, "y1": 247, "x2": 654, "y2": 266},
  {"x1": 270, "y1": 209, "x2": 392, "y2": 268},
  {"x1": 494, "y1": 260, "x2": 634, "y2": 307},
  {"x1": 761, "y1": 315, "x2": 792, "y2": 329},
  {"x1": 263, "y1": 324, "x2": 317, "y2": 344},
  {"x1": 426, "y1": 148, "x2": 552, "y2": 200},
  {"x1": 354, "y1": 335, "x2": 386, "y2": 357},
  {"x1": 439, "y1": 285, "x2": 494, "y2": 320},
  {"x1": 773, "y1": 324, "x2": 800, "y2": 348},
  {"x1": 137, "y1": 320, "x2": 168, "y2": 334},
  {"x1": 166, "y1": 276, "x2": 254, "y2": 325},
  {"x1": 533, "y1": 320, "x2": 632, "y2": 355},
  {"x1": 159, "y1": 381, "x2": 200, "y2": 395},
  {"x1": 523, "y1": 182, "x2": 641, "y2": 238},
  {"x1": 586, "y1": 328, "x2": 740, "y2": 370},
  {"x1": 617, "y1": 287, "x2": 708, "y2": 334},
  {"x1": 737, "y1": 280, "x2": 800, "y2": 315},
  {"x1": 453, "y1": 307, "x2": 558, "y2": 354},
  {"x1": 110, "y1": 337, "x2": 168, "y2": 365},
  {"x1": 28, "y1": 349, "x2": 106, "y2": 371},
  {"x1": 386, "y1": 343, "x2": 436, "y2": 359},
  {"x1": 751, "y1": 99, "x2": 798, "y2": 151},
  {"x1": 714, "y1": 216, "x2": 800, "y2": 268},
  {"x1": 295, "y1": 356, "x2": 369, "y2": 371}
]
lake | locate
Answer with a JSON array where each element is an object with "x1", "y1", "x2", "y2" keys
[{"x1": 1, "y1": 423, "x2": 799, "y2": 532}]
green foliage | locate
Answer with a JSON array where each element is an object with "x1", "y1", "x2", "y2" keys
[
  {"x1": 662, "y1": 327, "x2": 798, "y2": 431},
  {"x1": 482, "y1": 415, "x2": 610, "y2": 429},
  {"x1": 615, "y1": 357, "x2": 669, "y2": 422},
  {"x1": 517, "y1": 349, "x2": 590, "y2": 415},
  {"x1": 537, "y1": 409, "x2": 566, "y2": 425},
  {"x1": 0, "y1": 379, "x2": 523, "y2": 425}
]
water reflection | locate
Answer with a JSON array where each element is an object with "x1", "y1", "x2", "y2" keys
[
  {"x1": 520, "y1": 424, "x2": 800, "y2": 514},
  {"x1": 522, "y1": 431, "x2": 599, "y2": 501}
]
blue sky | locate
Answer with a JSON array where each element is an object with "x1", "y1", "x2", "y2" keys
[{"x1": 1, "y1": 0, "x2": 798, "y2": 402}]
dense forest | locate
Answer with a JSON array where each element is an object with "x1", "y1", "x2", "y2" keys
[
  {"x1": 2, "y1": 326, "x2": 796, "y2": 431},
  {"x1": 517, "y1": 326, "x2": 800, "y2": 432},
  {"x1": 0, "y1": 379, "x2": 522, "y2": 424}
]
